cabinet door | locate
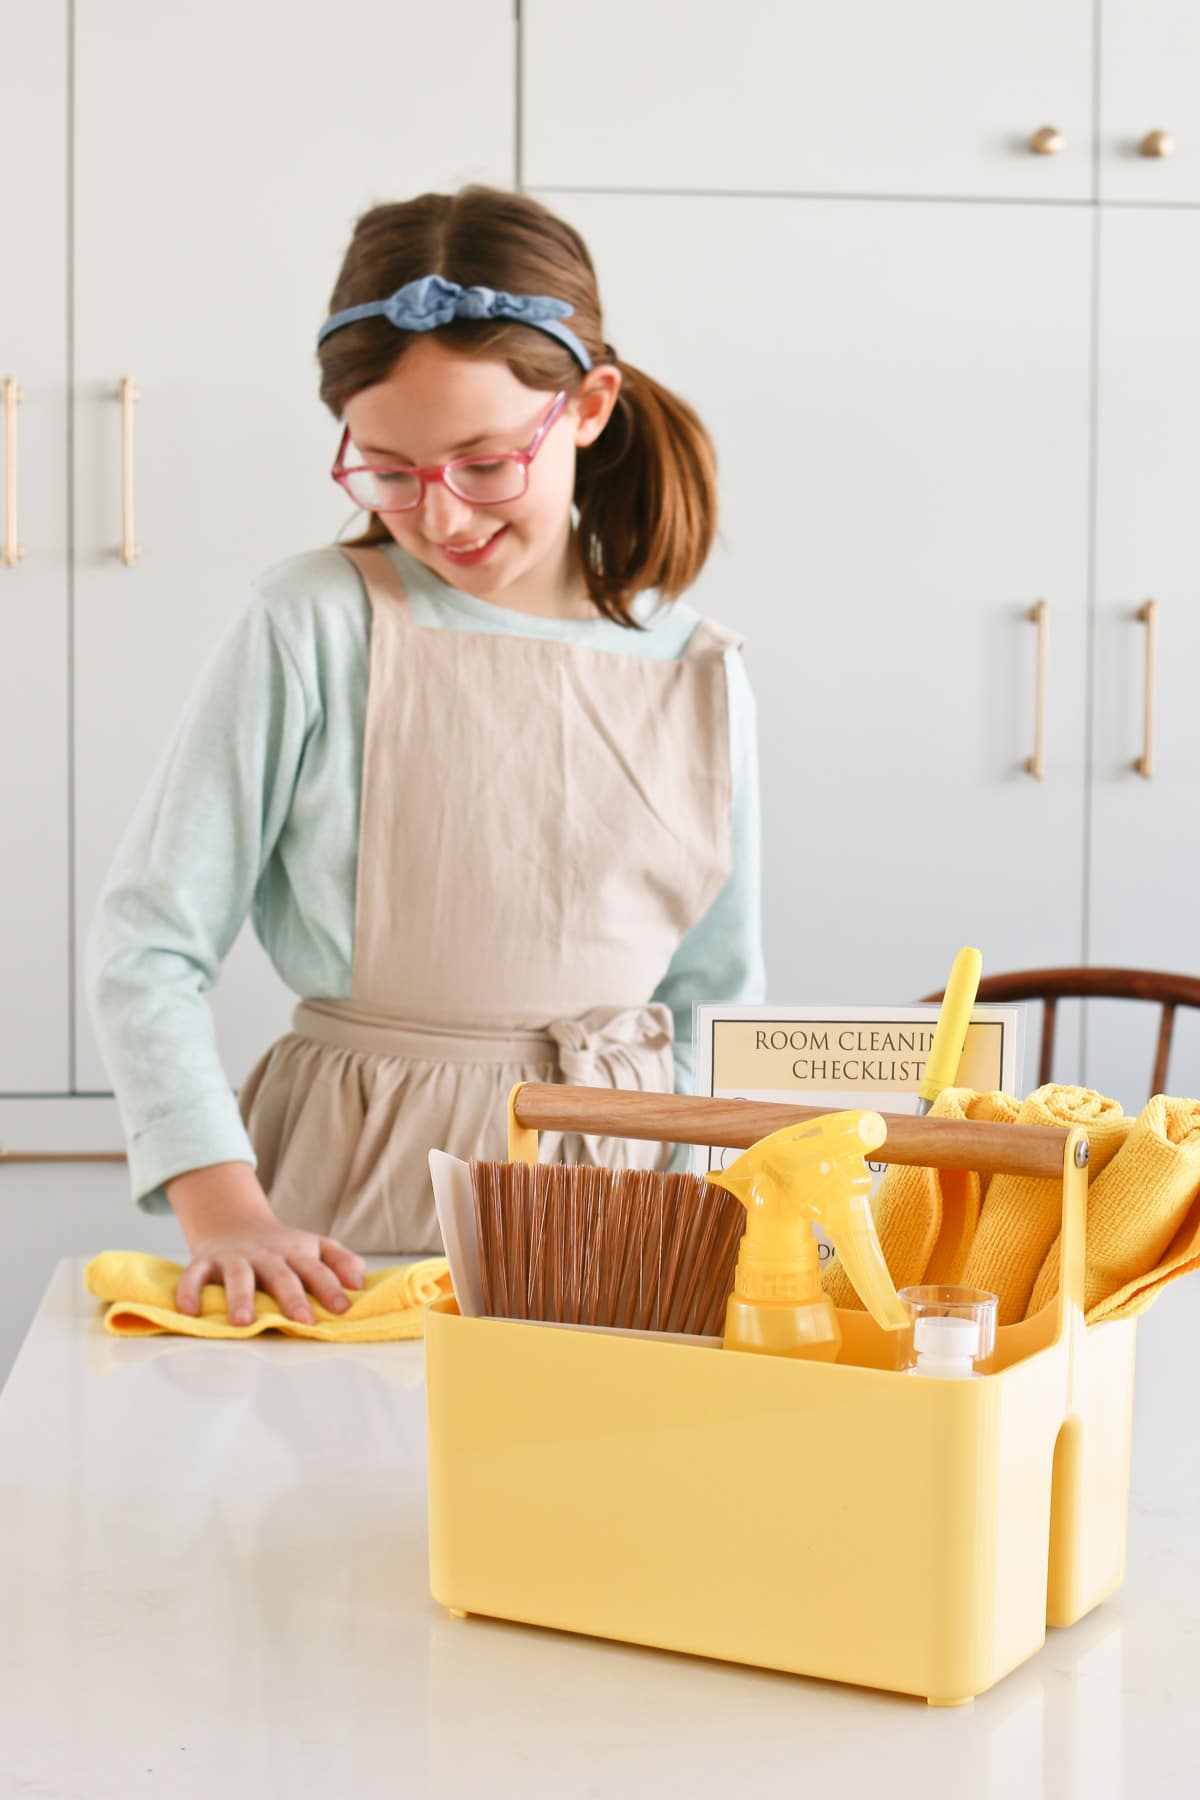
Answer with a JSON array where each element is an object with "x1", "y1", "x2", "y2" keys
[
  {"x1": 72, "y1": 0, "x2": 514, "y2": 1092},
  {"x1": 1100, "y1": 1, "x2": 1200, "y2": 204},
  {"x1": 536, "y1": 194, "x2": 1092, "y2": 1043},
  {"x1": 0, "y1": 0, "x2": 69, "y2": 1092},
  {"x1": 524, "y1": 0, "x2": 1093, "y2": 201},
  {"x1": 1087, "y1": 210, "x2": 1200, "y2": 1107}
]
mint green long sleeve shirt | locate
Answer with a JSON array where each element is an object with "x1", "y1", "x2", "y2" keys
[{"x1": 85, "y1": 539, "x2": 766, "y2": 1214}]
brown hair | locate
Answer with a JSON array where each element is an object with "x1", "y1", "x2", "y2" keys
[{"x1": 317, "y1": 186, "x2": 718, "y2": 627}]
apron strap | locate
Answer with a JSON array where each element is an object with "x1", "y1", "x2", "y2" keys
[
  {"x1": 683, "y1": 615, "x2": 745, "y2": 658},
  {"x1": 336, "y1": 545, "x2": 741, "y2": 660},
  {"x1": 337, "y1": 543, "x2": 413, "y2": 619}
]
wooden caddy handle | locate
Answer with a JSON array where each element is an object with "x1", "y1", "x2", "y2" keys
[{"x1": 510, "y1": 1084, "x2": 1085, "y2": 1181}]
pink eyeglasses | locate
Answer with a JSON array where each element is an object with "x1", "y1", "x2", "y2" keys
[{"x1": 331, "y1": 390, "x2": 569, "y2": 514}]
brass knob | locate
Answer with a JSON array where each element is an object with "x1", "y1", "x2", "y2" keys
[
  {"x1": 1139, "y1": 129, "x2": 1175, "y2": 158},
  {"x1": 1029, "y1": 126, "x2": 1066, "y2": 156}
]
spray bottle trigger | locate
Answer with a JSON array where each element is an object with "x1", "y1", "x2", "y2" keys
[{"x1": 823, "y1": 1191, "x2": 910, "y2": 1334}]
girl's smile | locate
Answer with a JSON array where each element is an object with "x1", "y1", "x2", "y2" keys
[{"x1": 431, "y1": 523, "x2": 510, "y2": 566}]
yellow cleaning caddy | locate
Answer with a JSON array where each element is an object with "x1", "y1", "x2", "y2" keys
[{"x1": 425, "y1": 1085, "x2": 1136, "y2": 1707}]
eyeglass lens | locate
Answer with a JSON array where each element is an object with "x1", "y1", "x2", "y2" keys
[{"x1": 342, "y1": 455, "x2": 526, "y2": 513}]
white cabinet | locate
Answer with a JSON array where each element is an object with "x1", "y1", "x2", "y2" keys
[
  {"x1": 1086, "y1": 209, "x2": 1200, "y2": 1106},
  {"x1": 0, "y1": 1, "x2": 70, "y2": 1092},
  {"x1": 1100, "y1": 1, "x2": 1200, "y2": 204},
  {"x1": 523, "y1": 0, "x2": 1093, "y2": 201},
  {"x1": 6, "y1": 1, "x2": 1200, "y2": 1136},
  {"x1": 69, "y1": 0, "x2": 515, "y2": 1092},
  {"x1": 536, "y1": 193, "x2": 1092, "y2": 1046}
]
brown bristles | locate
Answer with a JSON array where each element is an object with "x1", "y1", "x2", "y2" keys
[{"x1": 467, "y1": 1161, "x2": 745, "y2": 1337}]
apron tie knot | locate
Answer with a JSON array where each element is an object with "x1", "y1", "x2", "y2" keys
[{"x1": 544, "y1": 1003, "x2": 675, "y2": 1092}]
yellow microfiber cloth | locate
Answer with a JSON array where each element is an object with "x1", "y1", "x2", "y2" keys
[
  {"x1": 1026, "y1": 1093, "x2": 1200, "y2": 1322},
  {"x1": 822, "y1": 1088, "x2": 1020, "y2": 1310},
  {"x1": 1085, "y1": 1187, "x2": 1200, "y2": 1323},
  {"x1": 960, "y1": 1085, "x2": 1132, "y2": 1323},
  {"x1": 84, "y1": 1251, "x2": 452, "y2": 1340}
]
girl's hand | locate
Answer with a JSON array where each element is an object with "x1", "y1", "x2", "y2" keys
[{"x1": 164, "y1": 1160, "x2": 366, "y2": 1326}]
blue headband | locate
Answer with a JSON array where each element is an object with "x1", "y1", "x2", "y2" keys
[{"x1": 316, "y1": 273, "x2": 593, "y2": 372}]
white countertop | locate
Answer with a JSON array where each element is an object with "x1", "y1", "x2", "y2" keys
[{"x1": 1, "y1": 1258, "x2": 1197, "y2": 1799}]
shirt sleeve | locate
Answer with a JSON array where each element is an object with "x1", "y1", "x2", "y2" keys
[
  {"x1": 652, "y1": 643, "x2": 767, "y2": 1114},
  {"x1": 85, "y1": 596, "x2": 313, "y2": 1215}
]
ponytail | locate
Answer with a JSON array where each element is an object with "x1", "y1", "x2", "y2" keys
[{"x1": 573, "y1": 356, "x2": 719, "y2": 626}]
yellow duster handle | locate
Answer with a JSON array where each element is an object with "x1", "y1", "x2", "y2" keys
[{"x1": 918, "y1": 946, "x2": 983, "y2": 1114}]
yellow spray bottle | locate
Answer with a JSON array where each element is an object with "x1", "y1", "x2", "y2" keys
[{"x1": 708, "y1": 1110, "x2": 909, "y2": 1361}]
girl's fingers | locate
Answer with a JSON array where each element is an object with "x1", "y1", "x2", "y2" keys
[
  {"x1": 175, "y1": 1242, "x2": 359, "y2": 1328},
  {"x1": 292, "y1": 1255, "x2": 352, "y2": 1315},
  {"x1": 222, "y1": 1260, "x2": 259, "y2": 1327},
  {"x1": 253, "y1": 1257, "x2": 315, "y2": 1326},
  {"x1": 175, "y1": 1258, "x2": 215, "y2": 1316},
  {"x1": 320, "y1": 1238, "x2": 366, "y2": 1291}
]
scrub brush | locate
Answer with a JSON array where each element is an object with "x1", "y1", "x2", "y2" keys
[{"x1": 469, "y1": 1159, "x2": 745, "y2": 1336}]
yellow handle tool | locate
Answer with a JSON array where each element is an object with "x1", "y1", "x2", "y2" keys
[{"x1": 918, "y1": 946, "x2": 983, "y2": 1116}]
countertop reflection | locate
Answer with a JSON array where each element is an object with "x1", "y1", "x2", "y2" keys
[{"x1": 0, "y1": 1257, "x2": 1196, "y2": 1798}]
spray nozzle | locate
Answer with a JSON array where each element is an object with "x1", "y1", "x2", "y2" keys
[{"x1": 709, "y1": 1110, "x2": 909, "y2": 1338}]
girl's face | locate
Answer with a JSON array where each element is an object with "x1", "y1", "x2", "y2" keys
[{"x1": 341, "y1": 335, "x2": 621, "y2": 614}]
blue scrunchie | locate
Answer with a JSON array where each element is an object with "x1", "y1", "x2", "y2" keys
[{"x1": 317, "y1": 273, "x2": 593, "y2": 371}]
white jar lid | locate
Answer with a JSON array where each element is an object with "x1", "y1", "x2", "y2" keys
[{"x1": 914, "y1": 1314, "x2": 981, "y2": 1362}]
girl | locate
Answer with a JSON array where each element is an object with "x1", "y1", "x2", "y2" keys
[{"x1": 86, "y1": 186, "x2": 765, "y2": 1328}]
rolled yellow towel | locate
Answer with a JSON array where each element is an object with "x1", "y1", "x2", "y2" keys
[
  {"x1": 823, "y1": 1088, "x2": 1019, "y2": 1310},
  {"x1": 961, "y1": 1085, "x2": 1131, "y2": 1323},
  {"x1": 1027, "y1": 1094, "x2": 1200, "y2": 1320},
  {"x1": 84, "y1": 1251, "x2": 452, "y2": 1340}
]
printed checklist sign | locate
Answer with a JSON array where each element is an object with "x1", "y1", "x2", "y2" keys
[
  {"x1": 708, "y1": 1016, "x2": 1012, "y2": 1096},
  {"x1": 691, "y1": 1003, "x2": 1026, "y2": 1261}
]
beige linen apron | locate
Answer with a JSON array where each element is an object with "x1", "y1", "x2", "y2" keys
[{"x1": 237, "y1": 544, "x2": 741, "y2": 1252}]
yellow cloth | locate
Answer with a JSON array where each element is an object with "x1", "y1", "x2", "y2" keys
[
  {"x1": 1085, "y1": 1191, "x2": 1200, "y2": 1322},
  {"x1": 822, "y1": 1088, "x2": 1020, "y2": 1311},
  {"x1": 84, "y1": 1251, "x2": 452, "y2": 1340},
  {"x1": 823, "y1": 1082, "x2": 1200, "y2": 1327},
  {"x1": 961, "y1": 1086, "x2": 1131, "y2": 1323},
  {"x1": 1027, "y1": 1094, "x2": 1200, "y2": 1322}
]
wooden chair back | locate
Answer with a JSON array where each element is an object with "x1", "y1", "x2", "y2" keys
[{"x1": 922, "y1": 966, "x2": 1200, "y2": 1096}]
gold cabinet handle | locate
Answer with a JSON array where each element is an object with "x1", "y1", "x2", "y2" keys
[
  {"x1": 1139, "y1": 130, "x2": 1176, "y2": 159},
  {"x1": 1135, "y1": 599, "x2": 1159, "y2": 779},
  {"x1": 1029, "y1": 126, "x2": 1066, "y2": 156},
  {"x1": 119, "y1": 376, "x2": 141, "y2": 565},
  {"x1": 3, "y1": 377, "x2": 23, "y2": 567},
  {"x1": 1024, "y1": 599, "x2": 1049, "y2": 779}
]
